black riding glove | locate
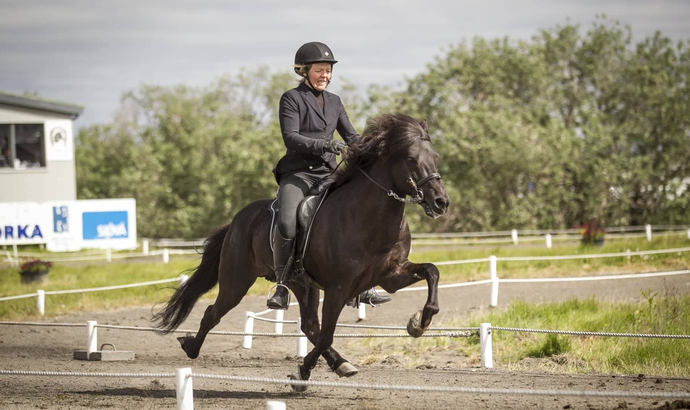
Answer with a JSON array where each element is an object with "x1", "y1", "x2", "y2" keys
[{"x1": 323, "y1": 139, "x2": 347, "y2": 155}]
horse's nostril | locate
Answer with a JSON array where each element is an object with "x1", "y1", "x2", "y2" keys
[{"x1": 435, "y1": 197, "x2": 449, "y2": 210}]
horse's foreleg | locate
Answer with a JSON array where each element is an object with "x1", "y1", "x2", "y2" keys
[
  {"x1": 291, "y1": 286, "x2": 357, "y2": 378},
  {"x1": 379, "y1": 261, "x2": 440, "y2": 337},
  {"x1": 290, "y1": 293, "x2": 346, "y2": 391}
]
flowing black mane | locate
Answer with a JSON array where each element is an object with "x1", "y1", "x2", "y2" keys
[{"x1": 333, "y1": 113, "x2": 430, "y2": 187}]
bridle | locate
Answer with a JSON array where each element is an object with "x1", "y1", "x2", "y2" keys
[{"x1": 358, "y1": 162, "x2": 441, "y2": 204}]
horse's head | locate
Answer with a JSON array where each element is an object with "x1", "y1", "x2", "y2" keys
[
  {"x1": 338, "y1": 113, "x2": 450, "y2": 218},
  {"x1": 386, "y1": 117, "x2": 449, "y2": 218}
]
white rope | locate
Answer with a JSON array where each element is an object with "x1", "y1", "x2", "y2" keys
[
  {"x1": 498, "y1": 247, "x2": 690, "y2": 262},
  {"x1": 391, "y1": 279, "x2": 493, "y2": 293},
  {"x1": 95, "y1": 324, "x2": 474, "y2": 338},
  {"x1": 0, "y1": 292, "x2": 38, "y2": 302},
  {"x1": 435, "y1": 257, "x2": 490, "y2": 266},
  {"x1": 334, "y1": 323, "x2": 479, "y2": 331},
  {"x1": 491, "y1": 327, "x2": 690, "y2": 339},
  {"x1": 221, "y1": 313, "x2": 477, "y2": 331},
  {"x1": 44, "y1": 278, "x2": 180, "y2": 295},
  {"x1": 500, "y1": 269, "x2": 690, "y2": 283},
  {"x1": 1, "y1": 369, "x2": 688, "y2": 399},
  {"x1": 190, "y1": 373, "x2": 690, "y2": 399},
  {"x1": 250, "y1": 315, "x2": 298, "y2": 324},
  {"x1": 3, "y1": 321, "x2": 685, "y2": 340},
  {"x1": 0, "y1": 321, "x2": 85, "y2": 327},
  {"x1": 0, "y1": 370, "x2": 174, "y2": 378}
]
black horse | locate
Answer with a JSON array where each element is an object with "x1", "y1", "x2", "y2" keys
[{"x1": 153, "y1": 113, "x2": 450, "y2": 391}]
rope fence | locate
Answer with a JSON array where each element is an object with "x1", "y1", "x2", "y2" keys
[
  {"x1": 2, "y1": 366, "x2": 690, "y2": 410},
  {"x1": 1, "y1": 317, "x2": 689, "y2": 408},
  {"x1": 2, "y1": 241, "x2": 689, "y2": 317},
  {"x1": 490, "y1": 326, "x2": 690, "y2": 339},
  {"x1": 1, "y1": 319, "x2": 687, "y2": 370}
]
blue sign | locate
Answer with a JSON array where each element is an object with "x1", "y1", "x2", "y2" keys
[
  {"x1": 82, "y1": 211, "x2": 129, "y2": 240},
  {"x1": 53, "y1": 206, "x2": 69, "y2": 233}
]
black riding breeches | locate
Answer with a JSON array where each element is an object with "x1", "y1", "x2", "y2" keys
[{"x1": 277, "y1": 170, "x2": 330, "y2": 239}]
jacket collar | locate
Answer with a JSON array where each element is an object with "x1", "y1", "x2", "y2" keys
[{"x1": 297, "y1": 82, "x2": 327, "y2": 122}]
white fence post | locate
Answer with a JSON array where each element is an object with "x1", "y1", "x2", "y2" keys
[
  {"x1": 243, "y1": 312, "x2": 254, "y2": 349},
  {"x1": 106, "y1": 249, "x2": 112, "y2": 263},
  {"x1": 143, "y1": 239, "x2": 149, "y2": 255},
  {"x1": 36, "y1": 289, "x2": 45, "y2": 316},
  {"x1": 545, "y1": 234, "x2": 552, "y2": 249},
  {"x1": 86, "y1": 321, "x2": 98, "y2": 356},
  {"x1": 480, "y1": 323, "x2": 493, "y2": 368},
  {"x1": 687, "y1": 229, "x2": 690, "y2": 240},
  {"x1": 489, "y1": 256, "x2": 499, "y2": 307},
  {"x1": 179, "y1": 275, "x2": 189, "y2": 287},
  {"x1": 175, "y1": 367, "x2": 194, "y2": 410},
  {"x1": 163, "y1": 248, "x2": 170, "y2": 264},
  {"x1": 646, "y1": 224, "x2": 652, "y2": 241},
  {"x1": 626, "y1": 249, "x2": 632, "y2": 263},
  {"x1": 296, "y1": 317, "x2": 307, "y2": 358},
  {"x1": 511, "y1": 229, "x2": 518, "y2": 245},
  {"x1": 358, "y1": 303, "x2": 366, "y2": 320},
  {"x1": 12, "y1": 243, "x2": 18, "y2": 266},
  {"x1": 267, "y1": 401, "x2": 286, "y2": 410},
  {"x1": 274, "y1": 310, "x2": 284, "y2": 334}
]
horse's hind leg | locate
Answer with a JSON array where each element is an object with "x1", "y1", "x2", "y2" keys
[
  {"x1": 178, "y1": 255, "x2": 257, "y2": 359},
  {"x1": 292, "y1": 286, "x2": 357, "y2": 377}
]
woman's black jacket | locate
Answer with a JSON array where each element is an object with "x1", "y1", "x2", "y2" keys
[{"x1": 273, "y1": 82, "x2": 360, "y2": 182}]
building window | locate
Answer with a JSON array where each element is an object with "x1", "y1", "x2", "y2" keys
[{"x1": 0, "y1": 124, "x2": 46, "y2": 169}]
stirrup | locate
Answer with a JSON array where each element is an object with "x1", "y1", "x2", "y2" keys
[
  {"x1": 266, "y1": 284, "x2": 291, "y2": 310},
  {"x1": 358, "y1": 288, "x2": 391, "y2": 307}
]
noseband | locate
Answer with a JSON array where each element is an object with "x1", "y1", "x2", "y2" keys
[{"x1": 358, "y1": 163, "x2": 441, "y2": 204}]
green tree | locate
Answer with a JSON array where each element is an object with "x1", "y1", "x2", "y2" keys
[{"x1": 76, "y1": 69, "x2": 293, "y2": 237}]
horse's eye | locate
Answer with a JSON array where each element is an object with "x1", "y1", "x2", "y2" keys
[{"x1": 407, "y1": 157, "x2": 417, "y2": 163}]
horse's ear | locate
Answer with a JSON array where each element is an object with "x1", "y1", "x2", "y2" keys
[{"x1": 420, "y1": 118, "x2": 429, "y2": 133}]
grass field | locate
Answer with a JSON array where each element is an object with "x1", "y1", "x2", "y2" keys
[{"x1": 349, "y1": 293, "x2": 690, "y2": 378}]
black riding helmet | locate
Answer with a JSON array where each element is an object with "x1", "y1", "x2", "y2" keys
[{"x1": 294, "y1": 42, "x2": 338, "y2": 76}]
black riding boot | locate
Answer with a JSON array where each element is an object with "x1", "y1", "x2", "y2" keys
[{"x1": 267, "y1": 231, "x2": 295, "y2": 310}]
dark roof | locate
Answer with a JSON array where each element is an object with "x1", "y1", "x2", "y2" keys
[{"x1": 0, "y1": 91, "x2": 84, "y2": 118}]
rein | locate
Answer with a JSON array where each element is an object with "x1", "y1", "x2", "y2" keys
[{"x1": 357, "y1": 165, "x2": 441, "y2": 204}]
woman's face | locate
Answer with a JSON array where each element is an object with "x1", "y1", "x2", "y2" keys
[{"x1": 307, "y1": 63, "x2": 332, "y2": 91}]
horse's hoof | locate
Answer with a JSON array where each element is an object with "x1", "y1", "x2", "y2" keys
[
  {"x1": 287, "y1": 365, "x2": 309, "y2": 392},
  {"x1": 335, "y1": 361, "x2": 358, "y2": 378},
  {"x1": 407, "y1": 310, "x2": 430, "y2": 338},
  {"x1": 176, "y1": 334, "x2": 198, "y2": 359}
]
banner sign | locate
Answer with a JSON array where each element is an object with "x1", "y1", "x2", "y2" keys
[{"x1": 0, "y1": 199, "x2": 137, "y2": 251}]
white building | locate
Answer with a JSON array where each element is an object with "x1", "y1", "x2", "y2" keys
[{"x1": 0, "y1": 91, "x2": 83, "y2": 202}]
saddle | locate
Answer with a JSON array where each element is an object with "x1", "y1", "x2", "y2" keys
[{"x1": 269, "y1": 181, "x2": 331, "y2": 291}]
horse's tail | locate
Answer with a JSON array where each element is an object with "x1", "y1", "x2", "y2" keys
[{"x1": 152, "y1": 223, "x2": 230, "y2": 334}]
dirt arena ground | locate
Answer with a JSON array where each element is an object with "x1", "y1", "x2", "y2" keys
[{"x1": 1, "y1": 275, "x2": 689, "y2": 409}]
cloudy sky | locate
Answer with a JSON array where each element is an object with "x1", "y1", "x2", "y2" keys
[{"x1": 1, "y1": 0, "x2": 689, "y2": 128}]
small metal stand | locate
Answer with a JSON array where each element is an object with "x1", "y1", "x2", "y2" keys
[{"x1": 74, "y1": 343, "x2": 136, "y2": 361}]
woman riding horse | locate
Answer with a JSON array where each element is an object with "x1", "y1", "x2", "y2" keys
[
  {"x1": 153, "y1": 111, "x2": 450, "y2": 389},
  {"x1": 267, "y1": 41, "x2": 391, "y2": 310}
]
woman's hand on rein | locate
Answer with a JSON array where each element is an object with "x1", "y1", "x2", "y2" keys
[{"x1": 323, "y1": 139, "x2": 347, "y2": 155}]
